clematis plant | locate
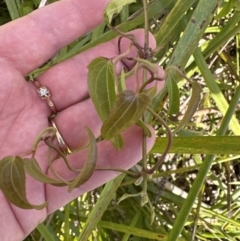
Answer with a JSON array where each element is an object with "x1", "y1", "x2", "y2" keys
[{"x1": 0, "y1": 0, "x2": 201, "y2": 219}]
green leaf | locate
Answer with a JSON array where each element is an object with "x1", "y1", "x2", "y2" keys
[
  {"x1": 118, "y1": 69, "x2": 127, "y2": 92},
  {"x1": 88, "y1": 57, "x2": 116, "y2": 121},
  {"x1": 19, "y1": 1, "x2": 33, "y2": 16},
  {"x1": 234, "y1": 0, "x2": 240, "y2": 10},
  {"x1": 77, "y1": 174, "x2": 125, "y2": 240},
  {"x1": 151, "y1": 136, "x2": 240, "y2": 155},
  {"x1": 5, "y1": 0, "x2": 20, "y2": 20},
  {"x1": 173, "y1": 81, "x2": 202, "y2": 134},
  {"x1": 194, "y1": 47, "x2": 240, "y2": 135},
  {"x1": 30, "y1": 0, "x2": 173, "y2": 77},
  {"x1": 36, "y1": 223, "x2": 57, "y2": 241},
  {"x1": 215, "y1": 0, "x2": 232, "y2": 19},
  {"x1": 101, "y1": 90, "x2": 151, "y2": 140},
  {"x1": 166, "y1": 70, "x2": 180, "y2": 114},
  {"x1": 68, "y1": 127, "x2": 97, "y2": 192},
  {"x1": 118, "y1": 192, "x2": 143, "y2": 204},
  {"x1": 0, "y1": 156, "x2": 47, "y2": 209},
  {"x1": 143, "y1": 85, "x2": 157, "y2": 100},
  {"x1": 136, "y1": 119, "x2": 152, "y2": 137},
  {"x1": 88, "y1": 57, "x2": 125, "y2": 150},
  {"x1": 24, "y1": 158, "x2": 67, "y2": 186},
  {"x1": 111, "y1": 135, "x2": 124, "y2": 151},
  {"x1": 104, "y1": 0, "x2": 136, "y2": 24}
]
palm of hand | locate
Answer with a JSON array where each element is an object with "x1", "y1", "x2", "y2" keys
[{"x1": 0, "y1": 1, "x2": 161, "y2": 240}]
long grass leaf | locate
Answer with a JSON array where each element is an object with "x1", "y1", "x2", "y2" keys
[
  {"x1": 152, "y1": 136, "x2": 240, "y2": 154},
  {"x1": 5, "y1": 0, "x2": 20, "y2": 20},
  {"x1": 30, "y1": 0, "x2": 174, "y2": 77},
  {"x1": 152, "y1": 0, "x2": 222, "y2": 114},
  {"x1": 98, "y1": 221, "x2": 178, "y2": 240},
  {"x1": 186, "y1": 11, "x2": 240, "y2": 73},
  {"x1": 193, "y1": 47, "x2": 240, "y2": 135},
  {"x1": 155, "y1": 0, "x2": 197, "y2": 46},
  {"x1": 77, "y1": 174, "x2": 125, "y2": 241},
  {"x1": 36, "y1": 223, "x2": 57, "y2": 241}
]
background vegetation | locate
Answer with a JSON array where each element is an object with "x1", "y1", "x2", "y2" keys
[{"x1": 2, "y1": 0, "x2": 240, "y2": 240}]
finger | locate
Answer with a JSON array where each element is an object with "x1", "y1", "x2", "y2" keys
[
  {"x1": 53, "y1": 98, "x2": 100, "y2": 151},
  {"x1": 46, "y1": 125, "x2": 156, "y2": 213},
  {"x1": 34, "y1": 30, "x2": 158, "y2": 111},
  {"x1": 0, "y1": 0, "x2": 110, "y2": 75}
]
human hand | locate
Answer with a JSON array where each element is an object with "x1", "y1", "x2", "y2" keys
[{"x1": 0, "y1": 0, "x2": 164, "y2": 240}]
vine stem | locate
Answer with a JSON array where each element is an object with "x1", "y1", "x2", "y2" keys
[
  {"x1": 46, "y1": 139, "x2": 70, "y2": 185},
  {"x1": 31, "y1": 127, "x2": 56, "y2": 157},
  {"x1": 146, "y1": 107, "x2": 173, "y2": 173},
  {"x1": 141, "y1": 0, "x2": 150, "y2": 171},
  {"x1": 142, "y1": 0, "x2": 149, "y2": 49},
  {"x1": 94, "y1": 167, "x2": 139, "y2": 178},
  {"x1": 45, "y1": 138, "x2": 81, "y2": 172}
]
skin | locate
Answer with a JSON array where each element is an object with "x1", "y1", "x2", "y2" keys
[{"x1": 0, "y1": 0, "x2": 165, "y2": 240}]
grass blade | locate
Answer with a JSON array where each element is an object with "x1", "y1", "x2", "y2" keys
[
  {"x1": 152, "y1": 136, "x2": 240, "y2": 155},
  {"x1": 77, "y1": 174, "x2": 125, "y2": 241},
  {"x1": 152, "y1": 0, "x2": 222, "y2": 113},
  {"x1": 36, "y1": 223, "x2": 57, "y2": 241},
  {"x1": 5, "y1": 0, "x2": 20, "y2": 20},
  {"x1": 193, "y1": 47, "x2": 240, "y2": 135}
]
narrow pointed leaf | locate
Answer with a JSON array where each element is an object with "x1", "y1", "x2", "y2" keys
[
  {"x1": 101, "y1": 90, "x2": 151, "y2": 140},
  {"x1": 136, "y1": 119, "x2": 152, "y2": 137},
  {"x1": 78, "y1": 174, "x2": 125, "y2": 240},
  {"x1": 118, "y1": 192, "x2": 143, "y2": 204},
  {"x1": 88, "y1": 57, "x2": 117, "y2": 121},
  {"x1": 68, "y1": 127, "x2": 97, "y2": 192},
  {"x1": 24, "y1": 158, "x2": 67, "y2": 186},
  {"x1": 104, "y1": 0, "x2": 136, "y2": 24},
  {"x1": 143, "y1": 85, "x2": 157, "y2": 100},
  {"x1": 118, "y1": 69, "x2": 126, "y2": 92},
  {"x1": 0, "y1": 156, "x2": 47, "y2": 209},
  {"x1": 111, "y1": 135, "x2": 124, "y2": 151},
  {"x1": 166, "y1": 74, "x2": 180, "y2": 114},
  {"x1": 173, "y1": 81, "x2": 202, "y2": 134}
]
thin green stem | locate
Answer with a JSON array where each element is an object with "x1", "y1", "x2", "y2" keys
[
  {"x1": 46, "y1": 140, "x2": 70, "y2": 185},
  {"x1": 31, "y1": 127, "x2": 56, "y2": 157},
  {"x1": 45, "y1": 138, "x2": 81, "y2": 172},
  {"x1": 146, "y1": 107, "x2": 172, "y2": 173},
  {"x1": 141, "y1": 0, "x2": 150, "y2": 172},
  {"x1": 139, "y1": 75, "x2": 164, "y2": 93},
  {"x1": 95, "y1": 167, "x2": 139, "y2": 178},
  {"x1": 142, "y1": 0, "x2": 149, "y2": 49}
]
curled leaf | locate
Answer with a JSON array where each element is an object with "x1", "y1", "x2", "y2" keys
[
  {"x1": 0, "y1": 156, "x2": 47, "y2": 209},
  {"x1": 173, "y1": 81, "x2": 202, "y2": 134},
  {"x1": 135, "y1": 176, "x2": 143, "y2": 186},
  {"x1": 101, "y1": 90, "x2": 151, "y2": 140},
  {"x1": 24, "y1": 158, "x2": 67, "y2": 187},
  {"x1": 166, "y1": 75, "x2": 180, "y2": 115},
  {"x1": 68, "y1": 127, "x2": 97, "y2": 192},
  {"x1": 117, "y1": 192, "x2": 143, "y2": 204},
  {"x1": 136, "y1": 119, "x2": 152, "y2": 137},
  {"x1": 104, "y1": 0, "x2": 136, "y2": 24}
]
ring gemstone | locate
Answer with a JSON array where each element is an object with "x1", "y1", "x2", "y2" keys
[{"x1": 37, "y1": 86, "x2": 50, "y2": 99}]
